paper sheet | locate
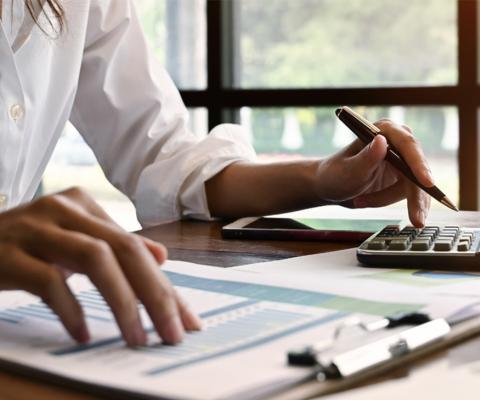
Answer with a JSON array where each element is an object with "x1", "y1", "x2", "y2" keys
[
  {"x1": 0, "y1": 259, "x2": 478, "y2": 400},
  {"x1": 233, "y1": 248, "x2": 480, "y2": 315}
]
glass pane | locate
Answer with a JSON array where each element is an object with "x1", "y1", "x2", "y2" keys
[
  {"x1": 240, "y1": 106, "x2": 459, "y2": 208},
  {"x1": 234, "y1": 0, "x2": 457, "y2": 88},
  {"x1": 43, "y1": 109, "x2": 208, "y2": 231},
  {"x1": 188, "y1": 108, "x2": 209, "y2": 137},
  {"x1": 136, "y1": 0, "x2": 207, "y2": 89}
]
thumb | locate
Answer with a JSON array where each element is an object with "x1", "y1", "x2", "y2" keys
[{"x1": 350, "y1": 135, "x2": 388, "y2": 174}]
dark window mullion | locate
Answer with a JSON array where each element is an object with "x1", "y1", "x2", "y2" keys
[
  {"x1": 181, "y1": 87, "x2": 462, "y2": 108},
  {"x1": 206, "y1": 0, "x2": 237, "y2": 129},
  {"x1": 206, "y1": 0, "x2": 223, "y2": 129},
  {"x1": 458, "y1": 0, "x2": 479, "y2": 210}
]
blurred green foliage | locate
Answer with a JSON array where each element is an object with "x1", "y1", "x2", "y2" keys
[
  {"x1": 237, "y1": 0, "x2": 456, "y2": 87},
  {"x1": 135, "y1": 0, "x2": 457, "y2": 157}
]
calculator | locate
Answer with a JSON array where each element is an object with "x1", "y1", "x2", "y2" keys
[{"x1": 357, "y1": 224, "x2": 480, "y2": 270}]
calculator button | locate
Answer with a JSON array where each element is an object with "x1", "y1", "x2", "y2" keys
[
  {"x1": 388, "y1": 239, "x2": 409, "y2": 250},
  {"x1": 400, "y1": 227, "x2": 420, "y2": 237},
  {"x1": 378, "y1": 230, "x2": 397, "y2": 236},
  {"x1": 410, "y1": 239, "x2": 431, "y2": 251},
  {"x1": 421, "y1": 231, "x2": 438, "y2": 239},
  {"x1": 374, "y1": 236, "x2": 393, "y2": 244},
  {"x1": 441, "y1": 230, "x2": 458, "y2": 239},
  {"x1": 382, "y1": 225, "x2": 400, "y2": 232},
  {"x1": 461, "y1": 233, "x2": 474, "y2": 241},
  {"x1": 418, "y1": 233, "x2": 434, "y2": 241},
  {"x1": 434, "y1": 240, "x2": 453, "y2": 251},
  {"x1": 445, "y1": 225, "x2": 460, "y2": 231},
  {"x1": 424, "y1": 226, "x2": 440, "y2": 233},
  {"x1": 441, "y1": 228, "x2": 458, "y2": 234},
  {"x1": 457, "y1": 241, "x2": 470, "y2": 252},
  {"x1": 437, "y1": 234, "x2": 456, "y2": 241},
  {"x1": 367, "y1": 240, "x2": 387, "y2": 250}
]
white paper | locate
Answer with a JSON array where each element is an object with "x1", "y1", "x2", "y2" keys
[
  {"x1": 233, "y1": 249, "x2": 480, "y2": 318},
  {"x1": 0, "y1": 259, "x2": 477, "y2": 400}
]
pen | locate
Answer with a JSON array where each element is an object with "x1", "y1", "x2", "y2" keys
[{"x1": 335, "y1": 106, "x2": 458, "y2": 212}]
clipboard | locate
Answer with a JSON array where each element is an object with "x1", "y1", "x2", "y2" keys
[{"x1": 262, "y1": 313, "x2": 480, "y2": 400}]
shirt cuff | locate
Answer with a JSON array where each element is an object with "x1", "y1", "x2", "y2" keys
[{"x1": 135, "y1": 123, "x2": 256, "y2": 226}]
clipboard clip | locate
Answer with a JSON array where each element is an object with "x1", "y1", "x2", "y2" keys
[{"x1": 287, "y1": 316, "x2": 450, "y2": 379}]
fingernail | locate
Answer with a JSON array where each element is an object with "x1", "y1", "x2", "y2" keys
[
  {"x1": 126, "y1": 324, "x2": 147, "y2": 347},
  {"x1": 187, "y1": 310, "x2": 203, "y2": 331},
  {"x1": 164, "y1": 315, "x2": 184, "y2": 344},
  {"x1": 425, "y1": 168, "x2": 435, "y2": 187},
  {"x1": 76, "y1": 324, "x2": 90, "y2": 344},
  {"x1": 181, "y1": 299, "x2": 203, "y2": 331},
  {"x1": 132, "y1": 324, "x2": 147, "y2": 346},
  {"x1": 417, "y1": 209, "x2": 425, "y2": 227}
]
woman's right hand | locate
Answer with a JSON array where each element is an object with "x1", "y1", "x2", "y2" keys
[{"x1": 0, "y1": 187, "x2": 201, "y2": 346}]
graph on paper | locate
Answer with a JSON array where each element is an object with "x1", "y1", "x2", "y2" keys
[
  {"x1": 0, "y1": 270, "x2": 422, "y2": 326},
  {"x1": 0, "y1": 270, "x2": 425, "y2": 377}
]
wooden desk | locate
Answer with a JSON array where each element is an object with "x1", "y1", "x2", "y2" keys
[{"x1": 2, "y1": 210, "x2": 480, "y2": 399}]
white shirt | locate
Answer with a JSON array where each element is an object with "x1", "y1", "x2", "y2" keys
[{"x1": 0, "y1": 0, "x2": 255, "y2": 226}]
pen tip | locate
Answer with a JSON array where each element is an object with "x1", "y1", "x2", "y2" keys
[
  {"x1": 335, "y1": 108, "x2": 342, "y2": 117},
  {"x1": 441, "y1": 197, "x2": 459, "y2": 212}
]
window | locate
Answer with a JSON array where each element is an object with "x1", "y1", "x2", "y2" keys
[
  {"x1": 234, "y1": 0, "x2": 457, "y2": 88},
  {"x1": 43, "y1": 0, "x2": 479, "y2": 229},
  {"x1": 182, "y1": 0, "x2": 477, "y2": 211}
]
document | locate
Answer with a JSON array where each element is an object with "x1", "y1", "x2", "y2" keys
[
  {"x1": 0, "y1": 259, "x2": 477, "y2": 400},
  {"x1": 234, "y1": 248, "x2": 480, "y2": 305}
]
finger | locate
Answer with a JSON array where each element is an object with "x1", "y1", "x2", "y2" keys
[
  {"x1": 142, "y1": 237, "x2": 168, "y2": 265},
  {"x1": 0, "y1": 248, "x2": 89, "y2": 343},
  {"x1": 405, "y1": 181, "x2": 430, "y2": 228},
  {"x1": 374, "y1": 120, "x2": 434, "y2": 188},
  {"x1": 42, "y1": 201, "x2": 187, "y2": 344},
  {"x1": 21, "y1": 225, "x2": 147, "y2": 347},
  {"x1": 174, "y1": 291, "x2": 202, "y2": 332},
  {"x1": 60, "y1": 187, "x2": 117, "y2": 224},
  {"x1": 57, "y1": 189, "x2": 167, "y2": 264},
  {"x1": 348, "y1": 135, "x2": 388, "y2": 180},
  {"x1": 113, "y1": 242, "x2": 185, "y2": 344},
  {"x1": 353, "y1": 180, "x2": 406, "y2": 209}
]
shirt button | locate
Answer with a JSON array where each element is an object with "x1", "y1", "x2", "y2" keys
[
  {"x1": 9, "y1": 104, "x2": 25, "y2": 122},
  {"x1": 0, "y1": 194, "x2": 8, "y2": 209}
]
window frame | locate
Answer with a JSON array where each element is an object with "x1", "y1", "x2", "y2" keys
[{"x1": 179, "y1": 0, "x2": 478, "y2": 210}]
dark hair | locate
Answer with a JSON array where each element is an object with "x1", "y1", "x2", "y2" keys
[{"x1": 25, "y1": 0, "x2": 65, "y2": 35}]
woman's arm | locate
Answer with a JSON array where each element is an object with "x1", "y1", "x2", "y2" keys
[{"x1": 206, "y1": 120, "x2": 433, "y2": 228}]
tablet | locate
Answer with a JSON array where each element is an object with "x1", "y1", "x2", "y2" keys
[{"x1": 222, "y1": 217, "x2": 401, "y2": 242}]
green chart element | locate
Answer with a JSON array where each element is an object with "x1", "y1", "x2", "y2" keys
[
  {"x1": 359, "y1": 269, "x2": 480, "y2": 288},
  {"x1": 166, "y1": 271, "x2": 422, "y2": 316}
]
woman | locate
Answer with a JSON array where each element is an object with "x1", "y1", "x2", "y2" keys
[{"x1": 0, "y1": 0, "x2": 432, "y2": 346}]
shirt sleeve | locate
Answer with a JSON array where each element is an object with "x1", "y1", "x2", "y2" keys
[{"x1": 70, "y1": 0, "x2": 256, "y2": 226}]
